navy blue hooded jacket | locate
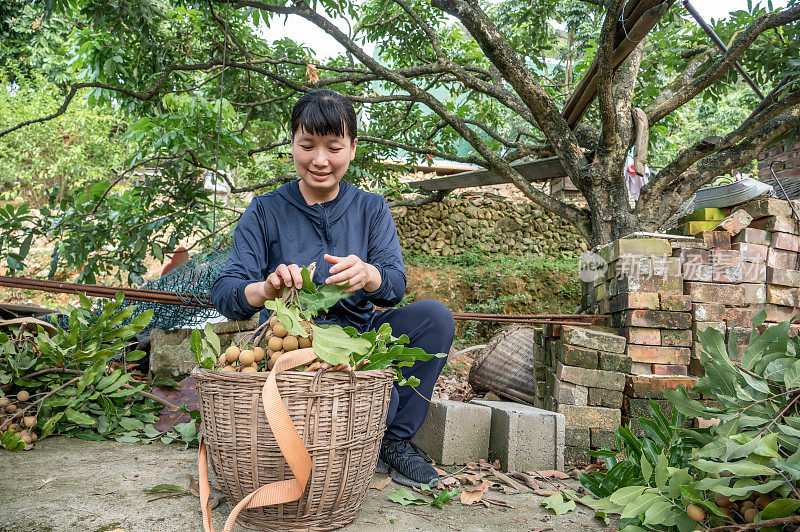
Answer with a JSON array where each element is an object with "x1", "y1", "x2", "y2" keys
[{"x1": 211, "y1": 179, "x2": 406, "y2": 330}]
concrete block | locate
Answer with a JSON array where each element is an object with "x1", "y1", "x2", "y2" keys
[
  {"x1": 471, "y1": 400, "x2": 565, "y2": 472},
  {"x1": 414, "y1": 399, "x2": 492, "y2": 466}
]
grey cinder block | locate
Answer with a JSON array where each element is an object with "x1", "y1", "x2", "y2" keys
[
  {"x1": 470, "y1": 400, "x2": 565, "y2": 472},
  {"x1": 413, "y1": 399, "x2": 492, "y2": 465}
]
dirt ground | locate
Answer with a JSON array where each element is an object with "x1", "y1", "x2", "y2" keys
[{"x1": 0, "y1": 437, "x2": 614, "y2": 532}]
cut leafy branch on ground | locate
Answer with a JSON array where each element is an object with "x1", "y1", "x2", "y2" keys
[{"x1": 0, "y1": 292, "x2": 199, "y2": 451}]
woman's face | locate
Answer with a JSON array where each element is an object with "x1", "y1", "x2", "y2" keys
[{"x1": 291, "y1": 128, "x2": 357, "y2": 202}]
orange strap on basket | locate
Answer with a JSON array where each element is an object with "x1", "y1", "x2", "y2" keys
[{"x1": 198, "y1": 348, "x2": 319, "y2": 532}]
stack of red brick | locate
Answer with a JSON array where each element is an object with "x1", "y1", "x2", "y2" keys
[
  {"x1": 571, "y1": 198, "x2": 800, "y2": 444},
  {"x1": 536, "y1": 324, "x2": 628, "y2": 462}
]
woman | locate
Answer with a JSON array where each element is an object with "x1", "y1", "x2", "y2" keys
[{"x1": 211, "y1": 89, "x2": 454, "y2": 488}]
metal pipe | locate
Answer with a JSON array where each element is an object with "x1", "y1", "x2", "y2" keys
[{"x1": 682, "y1": 0, "x2": 765, "y2": 99}]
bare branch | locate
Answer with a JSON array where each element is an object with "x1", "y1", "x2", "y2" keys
[
  {"x1": 597, "y1": 0, "x2": 628, "y2": 150},
  {"x1": 359, "y1": 135, "x2": 486, "y2": 166},
  {"x1": 641, "y1": 89, "x2": 800, "y2": 202},
  {"x1": 646, "y1": 4, "x2": 800, "y2": 125},
  {"x1": 388, "y1": 190, "x2": 448, "y2": 208},
  {"x1": 430, "y1": 0, "x2": 587, "y2": 191},
  {"x1": 248, "y1": 139, "x2": 291, "y2": 155},
  {"x1": 641, "y1": 107, "x2": 800, "y2": 230}
]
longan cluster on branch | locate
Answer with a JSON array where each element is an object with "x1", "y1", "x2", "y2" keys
[{"x1": 0, "y1": 391, "x2": 39, "y2": 447}]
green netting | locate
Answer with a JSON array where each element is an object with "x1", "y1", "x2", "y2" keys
[
  {"x1": 128, "y1": 246, "x2": 232, "y2": 331},
  {"x1": 51, "y1": 247, "x2": 233, "y2": 332}
]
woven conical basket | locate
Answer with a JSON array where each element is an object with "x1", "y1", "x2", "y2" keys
[{"x1": 194, "y1": 363, "x2": 394, "y2": 531}]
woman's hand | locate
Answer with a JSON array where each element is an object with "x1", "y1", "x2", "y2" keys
[
  {"x1": 246, "y1": 264, "x2": 303, "y2": 307},
  {"x1": 324, "y1": 254, "x2": 381, "y2": 292}
]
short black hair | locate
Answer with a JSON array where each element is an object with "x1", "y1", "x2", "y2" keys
[{"x1": 290, "y1": 89, "x2": 357, "y2": 143}]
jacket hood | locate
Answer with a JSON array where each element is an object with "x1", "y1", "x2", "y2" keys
[{"x1": 276, "y1": 179, "x2": 357, "y2": 224}]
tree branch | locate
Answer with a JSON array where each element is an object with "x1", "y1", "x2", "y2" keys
[
  {"x1": 388, "y1": 190, "x2": 448, "y2": 208},
  {"x1": 646, "y1": 4, "x2": 800, "y2": 125},
  {"x1": 430, "y1": 0, "x2": 587, "y2": 190},
  {"x1": 597, "y1": 0, "x2": 628, "y2": 151},
  {"x1": 358, "y1": 135, "x2": 486, "y2": 166},
  {"x1": 642, "y1": 107, "x2": 800, "y2": 230},
  {"x1": 641, "y1": 89, "x2": 800, "y2": 203}
]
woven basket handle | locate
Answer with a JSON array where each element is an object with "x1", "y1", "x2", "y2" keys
[{"x1": 198, "y1": 348, "x2": 319, "y2": 532}]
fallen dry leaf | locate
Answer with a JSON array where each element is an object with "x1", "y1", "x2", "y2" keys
[
  {"x1": 460, "y1": 480, "x2": 492, "y2": 505},
  {"x1": 490, "y1": 468, "x2": 530, "y2": 493},
  {"x1": 369, "y1": 476, "x2": 392, "y2": 490},
  {"x1": 527, "y1": 470, "x2": 570, "y2": 480},
  {"x1": 439, "y1": 476, "x2": 459, "y2": 487},
  {"x1": 187, "y1": 474, "x2": 200, "y2": 497},
  {"x1": 483, "y1": 497, "x2": 514, "y2": 508},
  {"x1": 509, "y1": 472, "x2": 542, "y2": 490},
  {"x1": 433, "y1": 466, "x2": 448, "y2": 476},
  {"x1": 534, "y1": 489, "x2": 558, "y2": 497}
]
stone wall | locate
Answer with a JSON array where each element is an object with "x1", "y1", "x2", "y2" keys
[{"x1": 391, "y1": 196, "x2": 587, "y2": 257}]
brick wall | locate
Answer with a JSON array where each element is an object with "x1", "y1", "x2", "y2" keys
[
  {"x1": 534, "y1": 198, "x2": 800, "y2": 463},
  {"x1": 758, "y1": 141, "x2": 800, "y2": 181}
]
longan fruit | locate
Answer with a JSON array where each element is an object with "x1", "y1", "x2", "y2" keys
[
  {"x1": 282, "y1": 336, "x2": 299, "y2": 351},
  {"x1": 269, "y1": 315, "x2": 278, "y2": 327},
  {"x1": 225, "y1": 346, "x2": 240, "y2": 363},
  {"x1": 253, "y1": 347, "x2": 266, "y2": 362},
  {"x1": 298, "y1": 336, "x2": 312, "y2": 349},
  {"x1": 239, "y1": 350, "x2": 255, "y2": 366},
  {"x1": 273, "y1": 323, "x2": 287, "y2": 338},
  {"x1": 268, "y1": 336, "x2": 283, "y2": 352},
  {"x1": 744, "y1": 508, "x2": 757, "y2": 523},
  {"x1": 740, "y1": 501, "x2": 755, "y2": 511},
  {"x1": 17, "y1": 390, "x2": 29, "y2": 402},
  {"x1": 29, "y1": 431, "x2": 37, "y2": 442},
  {"x1": 241, "y1": 366, "x2": 258, "y2": 373},
  {"x1": 715, "y1": 493, "x2": 730, "y2": 508},
  {"x1": 9, "y1": 423, "x2": 20, "y2": 433},
  {"x1": 686, "y1": 504, "x2": 705, "y2": 522},
  {"x1": 23, "y1": 416, "x2": 36, "y2": 429},
  {"x1": 19, "y1": 432, "x2": 31, "y2": 444},
  {"x1": 756, "y1": 495, "x2": 772, "y2": 510},
  {"x1": 270, "y1": 350, "x2": 284, "y2": 367},
  {"x1": 220, "y1": 365, "x2": 236, "y2": 372},
  {"x1": 0, "y1": 397, "x2": 9, "y2": 407},
  {"x1": 5, "y1": 404, "x2": 17, "y2": 414}
]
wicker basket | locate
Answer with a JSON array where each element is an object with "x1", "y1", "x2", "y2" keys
[{"x1": 194, "y1": 350, "x2": 394, "y2": 532}]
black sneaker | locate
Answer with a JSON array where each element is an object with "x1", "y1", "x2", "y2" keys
[{"x1": 379, "y1": 439, "x2": 439, "y2": 488}]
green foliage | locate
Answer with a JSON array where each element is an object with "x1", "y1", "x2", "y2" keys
[
  {"x1": 387, "y1": 484, "x2": 461, "y2": 509},
  {"x1": 0, "y1": 292, "x2": 198, "y2": 451},
  {"x1": 572, "y1": 308, "x2": 800, "y2": 530}
]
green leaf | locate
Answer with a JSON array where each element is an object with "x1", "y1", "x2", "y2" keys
[
  {"x1": 643, "y1": 499, "x2": 672, "y2": 526},
  {"x1": 541, "y1": 492, "x2": 576, "y2": 515},
  {"x1": 77, "y1": 359, "x2": 106, "y2": 394},
  {"x1": 143, "y1": 484, "x2": 188, "y2": 494},
  {"x1": 654, "y1": 453, "x2": 668, "y2": 491},
  {"x1": 429, "y1": 487, "x2": 460, "y2": 509},
  {"x1": 664, "y1": 387, "x2": 717, "y2": 419},
  {"x1": 204, "y1": 323, "x2": 221, "y2": 357},
  {"x1": 311, "y1": 323, "x2": 372, "y2": 365},
  {"x1": 667, "y1": 468, "x2": 692, "y2": 499},
  {"x1": 764, "y1": 357, "x2": 796, "y2": 382},
  {"x1": 387, "y1": 487, "x2": 428, "y2": 506},
  {"x1": 190, "y1": 329, "x2": 202, "y2": 362},
  {"x1": 609, "y1": 486, "x2": 647, "y2": 506},
  {"x1": 691, "y1": 458, "x2": 777, "y2": 477},
  {"x1": 761, "y1": 498, "x2": 800, "y2": 520},
  {"x1": 0, "y1": 429, "x2": 26, "y2": 451},
  {"x1": 621, "y1": 491, "x2": 662, "y2": 519},
  {"x1": 40, "y1": 411, "x2": 64, "y2": 438},
  {"x1": 786, "y1": 359, "x2": 800, "y2": 389},
  {"x1": 65, "y1": 408, "x2": 96, "y2": 426}
]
